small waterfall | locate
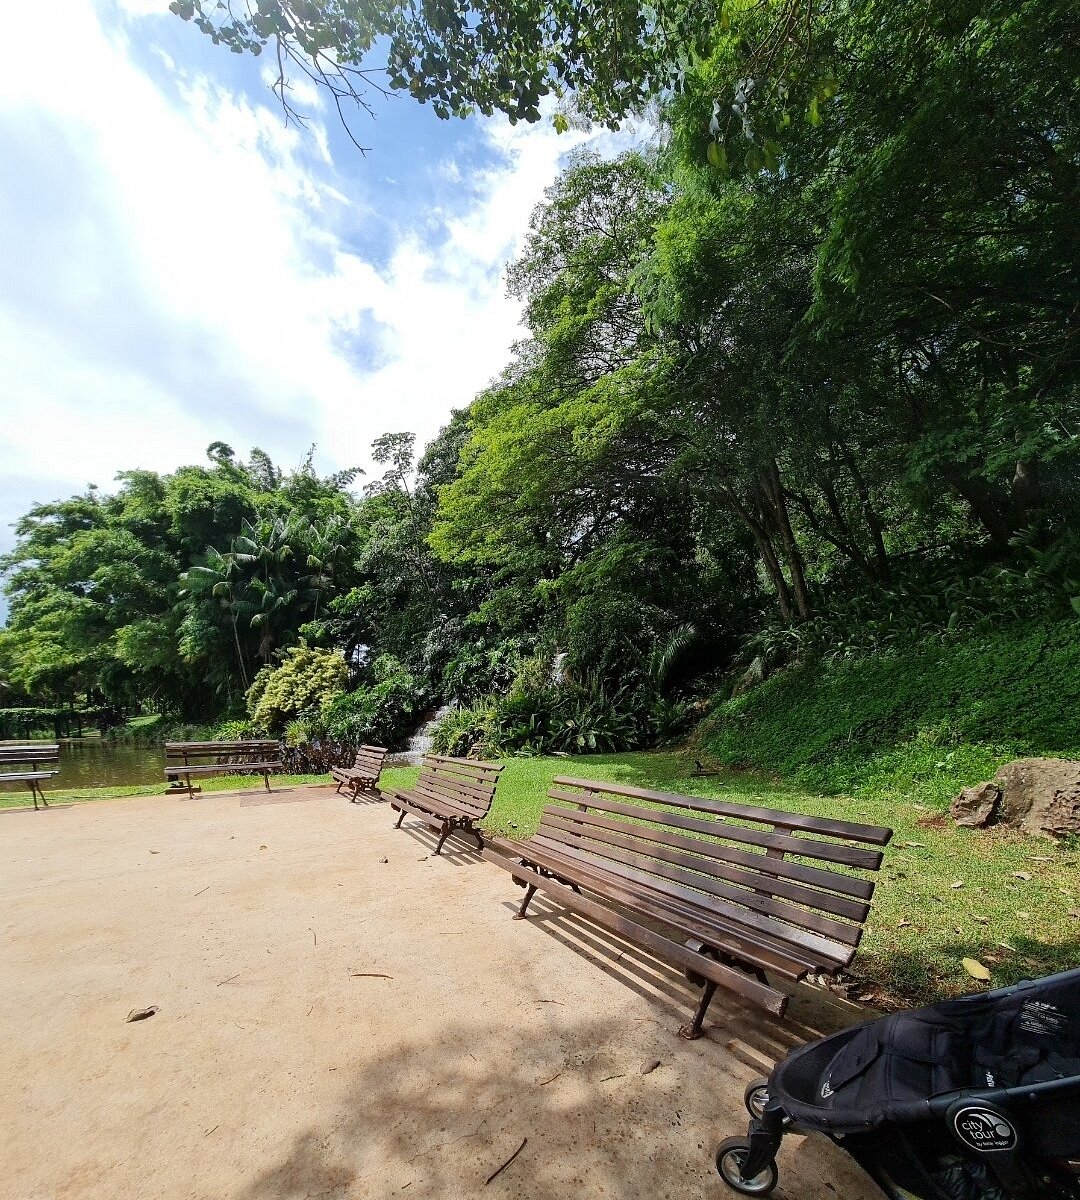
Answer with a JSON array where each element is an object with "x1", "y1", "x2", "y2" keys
[{"x1": 393, "y1": 705, "x2": 454, "y2": 765}]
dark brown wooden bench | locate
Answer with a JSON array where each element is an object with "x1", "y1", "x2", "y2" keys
[
  {"x1": 331, "y1": 744, "x2": 388, "y2": 802},
  {"x1": 165, "y1": 740, "x2": 281, "y2": 798},
  {"x1": 0, "y1": 744, "x2": 60, "y2": 810},
  {"x1": 484, "y1": 776, "x2": 892, "y2": 1035},
  {"x1": 388, "y1": 754, "x2": 504, "y2": 854}
]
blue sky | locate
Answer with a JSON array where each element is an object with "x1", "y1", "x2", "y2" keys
[{"x1": 0, "y1": 0, "x2": 646, "y2": 571}]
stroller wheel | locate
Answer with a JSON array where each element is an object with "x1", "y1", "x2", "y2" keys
[
  {"x1": 743, "y1": 1079, "x2": 770, "y2": 1120},
  {"x1": 715, "y1": 1137, "x2": 778, "y2": 1195}
]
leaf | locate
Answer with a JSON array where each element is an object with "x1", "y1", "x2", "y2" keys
[
  {"x1": 552, "y1": 112, "x2": 569, "y2": 134},
  {"x1": 972, "y1": 915, "x2": 989, "y2": 924},
  {"x1": 807, "y1": 96, "x2": 821, "y2": 126},
  {"x1": 897, "y1": 918, "x2": 912, "y2": 928},
  {"x1": 744, "y1": 146, "x2": 763, "y2": 173},
  {"x1": 1012, "y1": 871, "x2": 1032, "y2": 881},
  {"x1": 950, "y1": 880, "x2": 964, "y2": 889},
  {"x1": 962, "y1": 958, "x2": 992, "y2": 982},
  {"x1": 1070, "y1": 595, "x2": 1080, "y2": 616},
  {"x1": 706, "y1": 142, "x2": 728, "y2": 171},
  {"x1": 1016, "y1": 910, "x2": 1031, "y2": 919},
  {"x1": 903, "y1": 841, "x2": 926, "y2": 848}
]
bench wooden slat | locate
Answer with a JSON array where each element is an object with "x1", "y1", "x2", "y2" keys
[
  {"x1": 0, "y1": 771, "x2": 58, "y2": 782},
  {"x1": 166, "y1": 762, "x2": 279, "y2": 776},
  {"x1": 482, "y1": 850, "x2": 789, "y2": 1015},
  {"x1": 491, "y1": 775, "x2": 891, "y2": 1032},
  {"x1": 530, "y1": 833, "x2": 855, "y2": 966},
  {"x1": 489, "y1": 835, "x2": 818, "y2": 979},
  {"x1": 548, "y1": 789, "x2": 884, "y2": 871},
  {"x1": 553, "y1": 776, "x2": 893, "y2": 845},
  {"x1": 541, "y1": 801, "x2": 874, "y2": 904},
  {"x1": 389, "y1": 755, "x2": 502, "y2": 854},
  {"x1": 537, "y1": 809, "x2": 870, "y2": 931},
  {"x1": 331, "y1": 745, "x2": 388, "y2": 801}
]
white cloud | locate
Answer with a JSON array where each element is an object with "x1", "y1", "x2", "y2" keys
[{"x1": 0, "y1": 0, "x2": 649, "y2": 555}]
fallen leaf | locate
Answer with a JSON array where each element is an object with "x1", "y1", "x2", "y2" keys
[
  {"x1": 950, "y1": 881, "x2": 964, "y2": 889},
  {"x1": 1029, "y1": 856, "x2": 1053, "y2": 862},
  {"x1": 1012, "y1": 871, "x2": 1032, "y2": 881},
  {"x1": 640, "y1": 1059, "x2": 662, "y2": 1075},
  {"x1": 259, "y1": 844, "x2": 267, "y2": 850},
  {"x1": 972, "y1": 915, "x2": 989, "y2": 924},
  {"x1": 998, "y1": 942, "x2": 1017, "y2": 953},
  {"x1": 380, "y1": 857, "x2": 389, "y2": 864},
  {"x1": 1066, "y1": 909, "x2": 1080, "y2": 919},
  {"x1": 148, "y1": 849, "x2": 160, "y2": 855},
  {"x1": 903, "y1": 841, "x2": 926, "y2": 848},
  {"x1": 897, "y1": 919, "x2": 912, "y2": 928},
  {"x1": 1016, "y1": 910, "x2": 1031, "y2": 919},
  {"x1": 962, "y1": 958, "x2": 992, "y2": 982},
  {"x1": 126, "y1": 1005, "x2": 159, "y2": 1022}
]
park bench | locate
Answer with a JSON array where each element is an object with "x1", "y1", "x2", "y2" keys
[
  {"x1": 483, "y1": 776, "x2": 892, "y2": 1036},
  {"x1": 331, "y1": 744, "x2": 389, "y2": 802},
  {"x1": 388, "y1": 754, "x2": 504, "y2": 854},
  {"x1": 164, "y1": 740, "x2": 281, "y2": 798},
  {"x1": 0, "y1": 743, "x2": 60, "y2": 810}
]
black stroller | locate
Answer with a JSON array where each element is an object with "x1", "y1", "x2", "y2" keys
[{"x1": 716, "y1": 967, "x2": 1080, "y2": 1199}]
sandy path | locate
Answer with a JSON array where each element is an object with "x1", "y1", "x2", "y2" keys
[{"x1": 0, "y1": 787, "x2": 884, "y2": 1200}]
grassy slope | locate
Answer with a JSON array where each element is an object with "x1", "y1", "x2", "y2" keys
[
  {"x1": 697, "y1": 618, "x2": 1080, "y2": 807},
  {"x1": 382, "y1": 752, "x2": 1080, "y2": 1007}
]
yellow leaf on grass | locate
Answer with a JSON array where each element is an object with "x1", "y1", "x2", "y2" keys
[
  {"x1": 962, "y1": 958, "x2": 992, "y2": 982},
  {"x1": 950, "y1": 881, "x2": 964, "y2": 889},
  {"x1": 1012, "y1": 872, "x2": 1032, "y2": 881}
]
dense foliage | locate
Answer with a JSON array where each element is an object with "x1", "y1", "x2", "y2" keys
[{"x1": 4, "y1": 0, "x2": 1078, "y2": 764}]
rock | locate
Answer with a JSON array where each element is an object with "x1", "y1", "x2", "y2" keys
[
  {"x1": 950, "y1": 782, "x2": 1001, "y2": 828},
  {"x1": 993, "y1": 758, "x2": 1080, "y2": 839}
]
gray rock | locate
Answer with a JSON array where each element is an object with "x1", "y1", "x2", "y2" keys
[
  {"x1": 993, "y1": 758, "x2": 1080, "y2": 839},
  {"x1": 950, "y1": 781, "x2": 1001, "y2": 828}
]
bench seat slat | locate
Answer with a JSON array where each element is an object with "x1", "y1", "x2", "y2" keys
[
  {"x1": 529, "y1": 833, "x2": 854, "y2": 967},
  {"x1": 166, "y1": 762, "x2": 278, "y2": 776},
  {"x1": 0, "y1": 771, "x2": 58, "y2": 782},
  {"x1": 490, "y1": 836, "x2": 820, "y2": 978},
  {"x1": 405, "y1": 782, "x2": 486, "y2": 818},
  {"x1": 540, "y1": 808, "x2": 870, "y2": 926}
]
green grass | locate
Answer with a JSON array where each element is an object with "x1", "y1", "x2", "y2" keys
[
  {"x1": 0, "y1": 772, "x2": 326, "y2": 808},
  {"x1": 386, "y1": 751, "x2": 1080, "y2": 1007},
  {"x1": 697, "y1": 618, "x2": 1080, "y2": 809}
]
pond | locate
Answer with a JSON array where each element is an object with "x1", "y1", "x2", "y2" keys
[{"x1": 0, "y1": 740, "x2": 166, "y2": 792}]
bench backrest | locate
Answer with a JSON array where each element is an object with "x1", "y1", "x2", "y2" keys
[
  {"x1": 350, "y1": 744, "x2": 388, "y2": 777},
  {"x1": 538, "y1": 776, "x2": 893, "y2": 970},
  {"x1": 0, "y1": 744, "x2": 60, "y2": 768},
  {"x1": 165, "y1": 740, "x2": 280, "y2": 763},
  {"x1": 415, "y1": 754, "x2": 504, "y2": 821}
]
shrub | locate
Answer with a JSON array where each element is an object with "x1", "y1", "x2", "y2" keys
[
  {"x1": 245, "y1": 644, "x2": 349, "y2": 734},
  {"x1": 321, "y1": 655, "x2": 424, "y2": 750}
]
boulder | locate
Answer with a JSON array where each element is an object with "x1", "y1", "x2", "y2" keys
[
  {"x1": 950, "y1": 781, "x2": 1001, "y2": 828},
  {"x1": 993, "y1": 758, "x2": 1080, "y2": 839}
]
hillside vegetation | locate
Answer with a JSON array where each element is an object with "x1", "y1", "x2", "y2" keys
[{"x1": 698, "y1": 620, "x2": 1080, "y2": 806}]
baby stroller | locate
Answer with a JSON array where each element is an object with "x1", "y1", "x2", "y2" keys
[{"x1": 716, "y1": 966, "x2": 1080, "y2": 1199}]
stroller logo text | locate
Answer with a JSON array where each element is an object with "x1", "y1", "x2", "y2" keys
[{"x1": 951, "y1": 1107, "x2": 1018, "y2": 1153}]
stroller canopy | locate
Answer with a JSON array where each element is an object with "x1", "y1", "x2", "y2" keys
[{"x1": 772, "y1": 967, "x2": 1080, "y2": 1132}]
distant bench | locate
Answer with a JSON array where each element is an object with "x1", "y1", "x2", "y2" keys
[
  {"x1": 388, "y1": 754, "x2": 504, "y2": 854},
  {"x1": 0, "y1": 743, "x2": 60, "y2": 810},
  {"x1": 165, "y1": 740, "x2": 281, "y2": 798},
  {"x1": 484, "y1": 776, "x2": 892, "y2": 1035},
  {"x1": 331, "y1": 744, "x2": 389, "y2": 802}
]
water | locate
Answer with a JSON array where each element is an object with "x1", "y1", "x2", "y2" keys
[
  {"x1": 394, "y1": 705, "x2": 453, "y2": 765},
  {"x1": 0, "y1": 740, "x2": 166, "y2": 792}
]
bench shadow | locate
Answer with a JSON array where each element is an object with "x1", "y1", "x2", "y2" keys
[{"x1": 394, "y1": 821, "x2": 486, "y2": 866}]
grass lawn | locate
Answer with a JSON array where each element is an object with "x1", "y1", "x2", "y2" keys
[
  {"x1": 384, "y1": 751, "x2": 1080, "y2": 1008},
  {"x1": 0, "y1": 773, "x2": 327, "y2": 808}
]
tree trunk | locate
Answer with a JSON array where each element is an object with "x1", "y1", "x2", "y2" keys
[{"x1": 762, "y1": 461, "x2": 812, "y2": 621}]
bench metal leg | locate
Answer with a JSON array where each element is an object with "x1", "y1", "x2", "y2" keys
[
  {"x1": 679, "y1": 979, "x2": 718, "y2": 1040},
  {"x1": 434, "y1": 824, "x2": 451, "y2": 855},
  {"x1": 394, "y1": 806, "x2": 406, "y2": 828},
  {"x1": 470, "y1": 825, "x2": 484, "y2": 851},
  {"x1": 513, "y1": 883, "x2": 537, "y2": 920},
  {"x1": 263, "y1": 771, "x2": 271, "y2": 793},
  {"x1": 335, "y1": 779, "x2": 344, "y2": 795}
]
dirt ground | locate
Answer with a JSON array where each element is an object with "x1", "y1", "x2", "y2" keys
[{"x1": 0, "y1": 786, "x2": 886, "y2": 1200}]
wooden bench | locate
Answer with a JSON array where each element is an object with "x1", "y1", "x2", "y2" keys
[
  {"x1": 484, "y1": 776, "x2": 892, "y2": 1035},
  {"x1": 331, "y1": 744, "x2": 389, "y2": 802},
  {"x1": 0, "y1": 744, "x2": 60, "y2": 810},
  {"x1": 388, "y1": 755, "x2": 504, "y2": 854},
  {"x1": 164, "y1": 740, "x2": 281, "y2": 798}
]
